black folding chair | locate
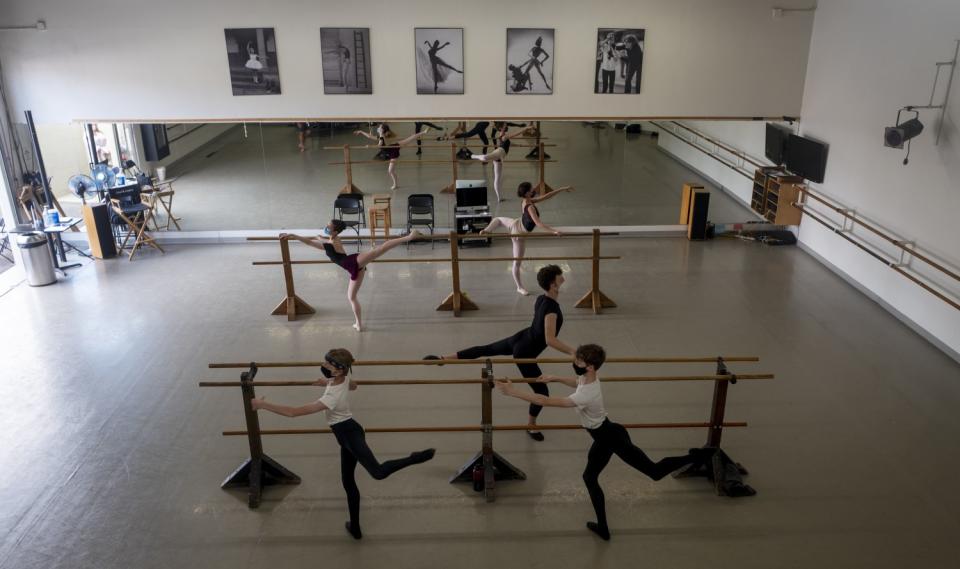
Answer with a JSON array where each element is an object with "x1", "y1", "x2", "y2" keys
[
  {"x1": 406, "y1": 194, "x2": 435, "y2": 249},
  {"x1": 333, "y1": 195, "x2": 364, "y2": 251}
]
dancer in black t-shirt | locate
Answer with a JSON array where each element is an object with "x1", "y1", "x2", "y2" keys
[{"x1": 425, "y1": 265, "x2": 575, "y2": 440}]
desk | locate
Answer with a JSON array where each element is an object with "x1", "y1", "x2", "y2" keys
[{"x1": 43, "y1": 217, "x2": 88, "y2": 267}]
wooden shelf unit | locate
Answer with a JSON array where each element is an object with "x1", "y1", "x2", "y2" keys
[{"x1": 751, "y1": 167, "x2": 804, "y2": 225}]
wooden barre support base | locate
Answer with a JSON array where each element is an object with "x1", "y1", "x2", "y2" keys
[
  {"x1": 222, "y1": 421, "x2": 749, "y2": 436},
  {"x1": 209, "y1": 356, "x2": 761, "y2": 369},
  {"x1": 198, "y1": 374, "x2": 775, "y2": 387}
]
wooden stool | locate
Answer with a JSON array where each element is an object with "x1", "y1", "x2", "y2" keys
[
  {"x1": 368, "y1": 204, "x2": 391, "y2": 246},
  {"x1": 371, "y1": 193, "x2": 392, "y2": 226}
]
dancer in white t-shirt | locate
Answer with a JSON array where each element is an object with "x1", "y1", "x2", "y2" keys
[
  {"x1": 251, "y1": 348, "x2": 435, "y2": 540},
  {"x1": 496, "y1": 344, "x2": 711, "y2": 541}
]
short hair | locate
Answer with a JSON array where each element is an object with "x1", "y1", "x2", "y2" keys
[
  {"x1": 330, "y1": 219, "x2": 347, "y2": 234},
  {"x1": 575, "y1": 344, "x2": 606, "y2": 370},
  {"x1": 325, "y1": 348, "x2": 355, "y2": 373},
  {"x1": 536, "y1": 264, "x2": 563, "y2": 291},
  {"x1": 379, "y1": 123, "x2": 395, "y2": 138},
  {"x1": 517, "y1": 181, "x2": 533, "y2": 197}
]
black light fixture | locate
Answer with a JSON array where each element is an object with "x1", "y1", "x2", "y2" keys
[{"x1": 884, "y1": 108, "x2": 924, "y2": 165}]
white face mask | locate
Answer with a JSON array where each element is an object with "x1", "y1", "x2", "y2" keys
[{"x1": 321, "y1": 227, "x2": 331, "y2": 237}]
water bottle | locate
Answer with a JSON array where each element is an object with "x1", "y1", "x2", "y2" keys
[
  {"x1": 117, "y1": 173, "x2": 126, "y2": 186},
  {"x1": 472, "y1": 464, "x2": 484, "y2": 492}
]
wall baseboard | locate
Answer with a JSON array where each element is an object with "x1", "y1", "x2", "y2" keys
[{"x1": 797, "y1": 241, "x2": 960, "y2": 365}]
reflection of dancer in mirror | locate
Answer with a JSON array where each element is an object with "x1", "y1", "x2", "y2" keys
[
  {"x1": 354, "y1": 123, "x2": 432, "y2": 189},
  {"x1": 443, "y1": 121, "x2": 490, "y2": 157},
  {"x1": 414, "y1": 121, "x2": 444, "y2": 155},
  {"x1": 251, "y1": 348, "x2": 436, "y2": 540},
  {"x1": 481, "y1": 181, "x2": 574, "y2": 295},
  {"x1": 496, "y1": 343, "x2": 710, "y2": 541},
  {"x1": 245, "y1": 42, "x2": 264, "y2": 85},
  {"x1": 470, "y1": 123, "x2": 537, "y2": 201},
  {"x1": 337, "y1": 40, "x2": 352, "y2": 89},
  {"x1": 296, "y1": 122, "x2": 312, "y2": 152},
  {"x1": 526, "y1": 36, "x2": 552, "y2": 91},
  {"x1": 424, "y1": 40, "x2": 463, "y2": 94},
  {"x1": 281, "y1": 222, "x2": 423, "y2": 331}
]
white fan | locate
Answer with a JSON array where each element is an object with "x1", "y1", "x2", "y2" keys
[
  {"x1": 90, "y1": 163, "x2": 117, "y2": 191},
  {"x1": 67, "y1": 174, "x2": 100, "y2": 204}
]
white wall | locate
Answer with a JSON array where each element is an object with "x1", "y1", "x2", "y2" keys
[
  {"x1": 0, "y1": 0, "x2": 813, "y2": 122},
  {"x1": 797, "y1": 0, "x2": 960, "y2": 357},
  {"x1": 655, "y1": 120, "x2": 774, "y2": 207}
]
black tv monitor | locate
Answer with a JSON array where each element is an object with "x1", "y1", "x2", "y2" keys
[
  {"x1": 455, "y1": 180, "x2": 488, "y2": 207},
  {"x1": 785, "y1": 134, "x2": 828, "y2": 183},
  {"x1": 765, "y1": 123, "x2": 789, "y2": 165}
]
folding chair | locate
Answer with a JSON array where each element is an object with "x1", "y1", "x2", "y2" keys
[
  {"x1": 406, "y1": 194, "x2": 435, "y2": 249},
  {"x1": 333, "y1": 195, "x2": 364, "y2": 251},
  {"x1": 0, "y1": 218, "x2": 12, "y2": 262},
  {"x1": 110, "y1": 199, "x2": 164, "y2": 261}
]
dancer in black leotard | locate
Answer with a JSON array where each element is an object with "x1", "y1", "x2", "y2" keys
[
  {"x1": 252, "y1": 348, "x2": 436, "y2": 540},
  {"x1": 480, "y1": 181, "x2": 573, "y2": 295},
  {"x1": 497, "y1": 344, "x2": 710, "y2": 540},
  {"x1": 354, "y1": 123, "x2": 432, "y2": 190},
  {"x1": 424, "y1": 40, "x2": 463, "y2": 94},
  {"x1": 414, "y1": 121, "x2": 444, "y2": 155},
  {"x1": 444, "y1": 121, "x2": 491, "y2": 156},
  {"x1": 282, "y1": 220, "x2": 422, "y2": 331},
  {"x1": 469, "y1": 123, "x2": 538, "y2": 201},
  {"x1": 424, "y1": 265, "x2": 575, "y2": 440}
]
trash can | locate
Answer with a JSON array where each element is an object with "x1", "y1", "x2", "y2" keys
[{"x1": 16, "y1": 232, "x2": 57, "y2": 286}]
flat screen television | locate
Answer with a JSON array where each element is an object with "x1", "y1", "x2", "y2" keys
[
  {"x1": 765, "y1": 123, "x2": 789, "y2": 165},
  {"x1": 785, "y1": 134, "x2": 828, "y2": 183}
]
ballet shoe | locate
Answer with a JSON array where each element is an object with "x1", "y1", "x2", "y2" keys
[
  {"x1": 526, "y1": 430, "x2": 545, "y2": 442},
  {"x1": 423, "y1": 355, "x2": 445, "y2": 366},
  {"x1": 517, "y1": 287, "x2": 530, "y2": 296},
  {"x1": 352, "y1": 322, "x2": 362, "y2": 332},
  {"x1": 411, "y1": 448, "x2": 436, "y2": 463},
  {"x1": 345, "y1": 521, "x2": 363, "y2": 540},
  {"x1": 586, "y1": 522, "x2": 610, "y2": 541}
]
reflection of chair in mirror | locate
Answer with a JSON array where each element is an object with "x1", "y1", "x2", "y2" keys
[
  {"x1": 333, "y1": 195, "x2": 364, "y2": 250},
  {"x1": 0, "y1": 218, "x2": 12, "y2": 262},
  {"x1": 368, "y1": 193, "x2": 392, "y2": 246},
  {"x1": 406, "y1": 194, "x2": 435, "y2": 249},
  {"x1": 108, "y1": 185, "x2": 163, "y2": 260}
]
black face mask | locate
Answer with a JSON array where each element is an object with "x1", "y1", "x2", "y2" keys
[
  {"x1": 572, "y1": 363, "x2": 588, "y2": 376},
  {"x1": 320, "y1": 366, "x2": 333, "y2": 379}
]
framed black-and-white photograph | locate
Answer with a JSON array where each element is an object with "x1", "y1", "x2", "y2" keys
[
  {"x1": 506, "y1": 28, "x2": 554, "y2": 95},
  {"x1": 224, "y1": 28, "x2": 282, "y2": 96},
  {"x1": 320, "y1": 28, "x2": 373, "y2": 94},
  {"x1": 415, "y1": 28, "x2": 464, "y2": 95},
  {"x1": 594, "y1": 28, "x2": 645, "y2": 94}
]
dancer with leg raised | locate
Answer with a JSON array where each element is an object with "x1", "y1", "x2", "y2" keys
[
  {"x1": 281, "y1": 221, "x2": 421, "y2": 331},
  {"x1": 424, "y1": 265, "x2": 574, "y2": 440},
  {"x1": 470, "y1": 123, "x2": 537, "y2": 202},
  {"x1": 354, "y1": 123, "x2": 432, "y2": 190},
  {"x1": 251, "y1": 348, "x2": 436, "y2": 540},
  {"x1": 481, "y1": 181, "x2": 574, "y2": 295},
  {"x1": 496, "y1": 343, "x2": 710, "y2": 541}
]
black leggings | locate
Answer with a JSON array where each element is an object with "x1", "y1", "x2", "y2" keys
[
  {"x1": 415, "y1": 122, "x2": 444, "y2": 149},
  {"x1": 454, "y1": 121, "x2": 490, "y2": 154},
  {"x1": 457, "y1": 331, "x2": 549, "y2": 417},
  {"x1": 624, "y1": 64, "x2": 641, "y2": 93},
  {"x1": 332, "y1": 419, "x2": 423, "y2": 530},
  {"x1": 583, "y1": 420, "x2": 696, "y2": 531},
  {"x1": 601, "y1": 70, "x2": 615, "y2": 93}
]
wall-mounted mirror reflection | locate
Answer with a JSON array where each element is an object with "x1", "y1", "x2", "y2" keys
[{"x1": 33, "y1": 120, "x2": 763, "y2": 234}]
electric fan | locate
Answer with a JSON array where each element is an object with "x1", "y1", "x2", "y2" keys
[
  {"x1": 90, "y1": 163, "x2": 117, "y2": 191},
  {"x1": 67, "y1": 174, "x2": 100, "y2": 205}
]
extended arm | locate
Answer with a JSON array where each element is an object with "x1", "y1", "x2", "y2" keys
[
  {"x1": 503, "y1": 126, "x2": 538, "y2": 141},
  {"x1": 530, "y1": 186, "x2": 573, "y2": 204},
  {"x1": 251, "y1": 397, "x2": 328, "y2": 418},
  {"x1": 439, "y1": 42, "x2": 450, "y2": 50},
  {"x1": 281, "y1": 233, "x2": 329, "y2": 250},
  {"x1": 497, "y1": 380, "x2": 575, "y2": 407},
  {"x1": 353, "y1": 130, "x2": 378, "y2": 141},
  {"x1": 544, "y1": 313, "x2": 575, "y2": 355},
  {"x1": 539, "y1": 374, "x2": 578, "y2": 388},
  {"x1": 397, "y1": 130, "x2": 431, "y2": 146}
]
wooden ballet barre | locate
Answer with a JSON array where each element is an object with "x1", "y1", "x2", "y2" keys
[
  {"x1": 248, "y1": 232, "x2": 620, "y2": 241},
  {"x1": 223, "y1": 422, "x2": 749, "y2": 437},
  {"x1": 320, "y1": 143, "x2": 557, "y2": 150},
  {"x1": 252, "y1": 255, "x2": 619, "y2": 266},
  {"x1": 213, "y1": 356, "x2": 765, "y2": 505},
  {"x1": 328, "y1": 159, "x2": 556, "y2": 165},
  {"x1": 208, "y1": 356, "x2": 761, "y2": 369},
  {"x1": 198, "y1": 373, "x2": 774, "y2": 387}
]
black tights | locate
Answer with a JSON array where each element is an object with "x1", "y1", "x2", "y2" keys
[
  {"x1": 332, "y1": 419, "x2": 424, "y2": 531},
  {"x1": 454, "y1": 121, "x2": 490, "y2": 154},
  {"x1": 583, "y1": 420, "x2": 696, "y2": 532},
  {"x1": 415, "y1": 122, "x2": 444, "y2": 149},
  {"x1": 457, "y1": 332, "x2": 549, "y2": 417}
]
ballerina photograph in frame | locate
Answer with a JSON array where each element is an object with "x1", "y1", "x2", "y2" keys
[
  {"x1": 506, "y1": 28, "x2": 554, "y2": 95},
  {"x1": 415, "y1": 28, "x2": 464, "y2": 94},
  {"x1": 320, "y1": 27, "x2": 373, "y2": 94},
  {"x1": 224, "y1": 27, "x2": 282, "y2": 96}
]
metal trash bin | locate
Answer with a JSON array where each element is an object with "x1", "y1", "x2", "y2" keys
[{"x1": 16, "y1": 232, "x2": 57, "y2": 286}]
